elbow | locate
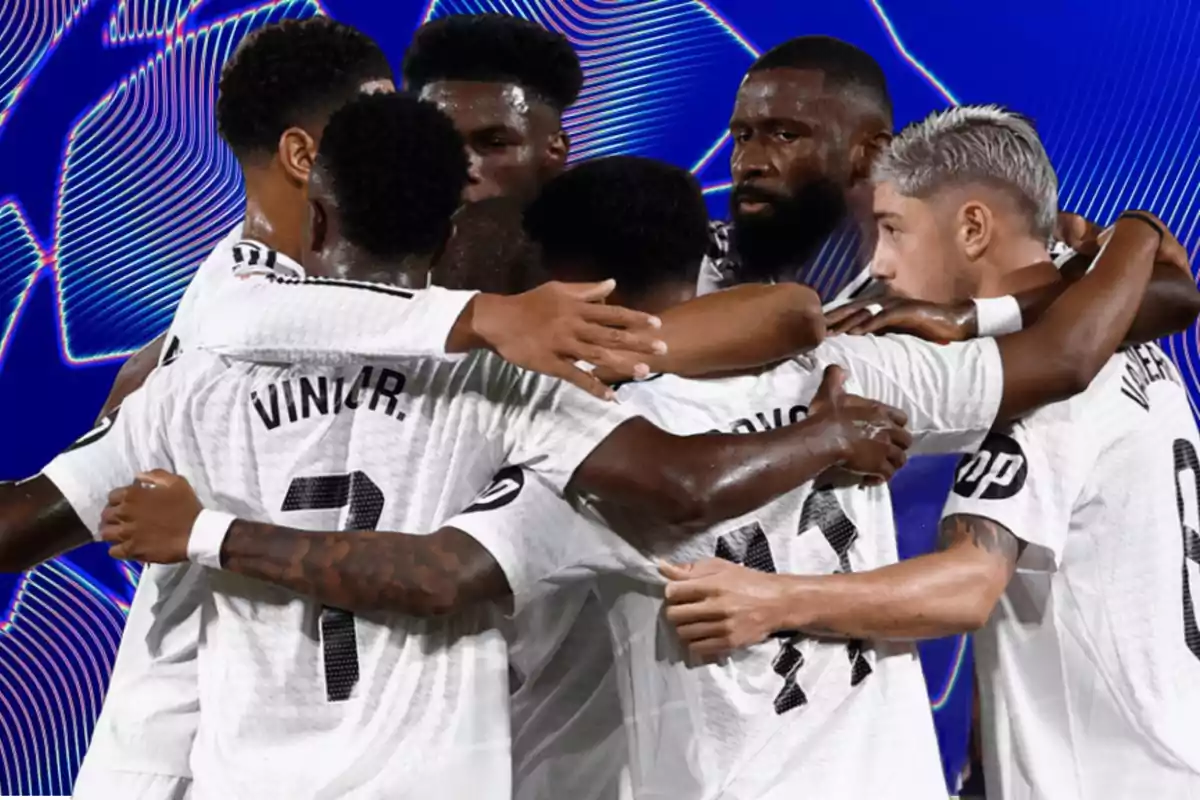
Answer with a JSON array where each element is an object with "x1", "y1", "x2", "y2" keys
[
  {"x1": 780, "y1": 285, "x2": 827, "y2": 353},
  {"x1": 957, "y1": 593, "x2": 995, "y2": 633},
  {"x1": 647, "y1": 470, "x2": 715, "y2": 530}
]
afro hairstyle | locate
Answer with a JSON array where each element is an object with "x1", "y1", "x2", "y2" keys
[
  {"x1": 750, "y1": 35, "x2": 892, "y2": 126},
  {"x1": 524, "y1": 156, "x2": 710, "y2": 295},
  {"x1": 217, "y1": 17, "x2": 393, "y2": 160},
  {"x1": 402, "y1": 13, "x2": 583, "y2": 112},
  {"x1": 314, "y1": 92, "x2": 468, "y2": 260}
]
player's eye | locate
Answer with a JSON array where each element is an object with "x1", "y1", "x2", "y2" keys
[{"x1": 774, "y1": 130, "x2": 800, "y2": 143}]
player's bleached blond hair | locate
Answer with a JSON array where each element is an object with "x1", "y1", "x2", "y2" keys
[{"x1": 873, "y1": 104, "x2": 1058, "y2": 241}]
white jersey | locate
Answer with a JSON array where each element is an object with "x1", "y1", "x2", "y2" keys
[
  {"x1": 942, "y1": 342, "x2": 1200, "y2": 800},
  {"x1": 446, "y1": 333, "x2": 1006, "y2": 799},
  {"x1": 72, "y1": 223, "x2": 241, "y2": 797},
  {"x1": 49, "y1": 245, "x2": 593, "y2": 799},
  {"x1": 507, "y1": 585, "x2": 627, "y2": 800}
]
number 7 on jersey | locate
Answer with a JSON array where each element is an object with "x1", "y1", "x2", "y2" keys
[{"x1": 282, "y1": 471, "x2": 384, "y2": 701}]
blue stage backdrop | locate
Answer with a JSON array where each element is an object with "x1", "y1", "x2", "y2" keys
[{"x1": 0, "y1": 1, "x2": 1197, "y2": 796}]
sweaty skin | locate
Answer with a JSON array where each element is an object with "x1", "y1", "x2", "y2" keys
[{"x1": 419, "y1": 81, "x2": 566, "y2": 205}]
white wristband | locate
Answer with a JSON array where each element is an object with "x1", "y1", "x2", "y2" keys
[
  {"x1": 187, "y1": 509, "x2": 235, "y2": 569},
  {"x1": 973, "y1": 295, "x2": 1023, "y2": 337}
]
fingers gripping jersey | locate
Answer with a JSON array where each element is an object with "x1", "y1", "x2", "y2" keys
[
  {"x1": 943, "y1": 343, "x2": 1200, "y2": 800},
  {"x1": 447, "y1": 334, "x2": 1004, "y2": 799},
  {"x1": 44, "y1": 339, "x2": 636, "y2": 799}
]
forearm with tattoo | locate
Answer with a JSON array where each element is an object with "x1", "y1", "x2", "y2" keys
[
  {"x1": 772, "y1": 513, "x2": 1024, "y2": 641},
  {"x1": 219, "y1": 520, "x2": 510, "y2": 617}
]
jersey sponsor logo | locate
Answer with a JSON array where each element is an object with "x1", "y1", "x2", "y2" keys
[
  {"x1": 953, "y1": 432, "x2": 1027, "y2": 500},
  {"x1": 463, "y1": 466, "x2": 525, "y2": 514}
]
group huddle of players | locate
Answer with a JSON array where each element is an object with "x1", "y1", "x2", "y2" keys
[{"x1": 0, "y1": 10, "x2": 1198, "y2": 800}]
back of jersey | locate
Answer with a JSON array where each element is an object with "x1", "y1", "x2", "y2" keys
[
  {"x1": 143, "y1": 348, "x2": 629, "y2": 800},
  {"x1": 601, "y1": 362, "x2": 945, "y2": 800},
  {"x1": 944, "y1": 343, "x2": 1200, "y2": 800}
]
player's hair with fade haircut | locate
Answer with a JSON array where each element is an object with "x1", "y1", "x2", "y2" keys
[
  {"x1": 402, "y1": 13, "x2": 583, "y2": 112},
  {"x1": 524, "y1": 156, "x2": 710, "y2": 295},
  {"x1": 216, "y1": 17, "x2": 393, "y2": 160},
  {"x1": 748, "y1": 35, "x2": 893, "y2": 127},
  {"x1": 316, "y1": 92, "x2": 469, "y2": 260},
  {"x1": 874, "y1": 104, "x2": 1059, "y2": 241}
]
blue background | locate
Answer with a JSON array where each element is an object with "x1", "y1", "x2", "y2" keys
[{"x1": 0, "y1": 0, "x2": 1197, "y2": 795}]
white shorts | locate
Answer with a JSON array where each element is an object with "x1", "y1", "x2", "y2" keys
[{"x1": 72, "y1": 765, "x2": 191, "y2": 800}]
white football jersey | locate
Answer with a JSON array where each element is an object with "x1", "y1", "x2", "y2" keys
[
  {"x1": 71, "y1": 223, "x2": 241, "y2": 797},
  {"x1": 507, "y1": 585, "x2": 627, "y2": 800},
  {"x1": 70, "y1": 236, "x2": 486, "y2": 798},
  {"x1": 942, "y1": 342, "x2": 1200, "y2": 800},
  {"x1": 45, "y1": 282, "x2": 633, "y2": 798},
  {"x1": 447, "y1": 332, "x2": 1005, "y2": 799}
]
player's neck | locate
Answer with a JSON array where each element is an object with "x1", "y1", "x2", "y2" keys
[
  {"x1": 334, "y1": 249, "x2": 434, "y2": 290},
  {"x1": 241, "y1": 169, "x2": 305, "y2": 262},
  {"x1": 973, "y1": 237, "x2": 1056, "y2": 299}
]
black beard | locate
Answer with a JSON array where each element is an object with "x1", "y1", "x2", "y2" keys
[{"x1": 730, "y1": 179, "x2": 849, "y2": 282}]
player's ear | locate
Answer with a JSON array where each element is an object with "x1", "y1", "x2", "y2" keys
[
  {"x1": 850, "y1": 129, "x2": 891, "y2": 186},
  {"x1": 278, "y1": 126, "x2": 317, "y2": 185},
  {"x1": 547, "y1": 128, "x2": 569, "y2": 171},
  {"x1": 958, "y1": 200, "x2": 993, "y2": 260}
]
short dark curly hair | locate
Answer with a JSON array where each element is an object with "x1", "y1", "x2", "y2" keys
[
  {"x1": 316, "y1": 93, "x2": 468, "y2": 260},
  {"x1": 403, "y1": 14, "x2": 583, "y2": 112},
  {"x1": 217, "y1": 18, "x2": 393, "y2": 160},
  {"x1": 524, "y1": 156, "x2": 710, "y2": 295},
  {"x1": 750, "y1": 35, "x2": 892, "y2": 126}
]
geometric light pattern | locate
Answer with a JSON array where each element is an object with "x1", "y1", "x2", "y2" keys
[{"x1": 0, "y1": 1, "x2": 1197, "y2": 795}]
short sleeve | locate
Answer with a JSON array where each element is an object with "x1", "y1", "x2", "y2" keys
[
  {"x1": 442, "y1": 468, "x2": 650, "y2": 613},
  {"x1": 813, "y1": 334, "x2": 1003, "y2": 455},
  {"x1": 500, "y1": 370, "x2": 641, "y2": 492},
  {"x1": 41, "y1": 376, "x2": 174, "y2": 536},
  {"x1": 940, "y1": 406, "x2": 1097, "y2": 570}
]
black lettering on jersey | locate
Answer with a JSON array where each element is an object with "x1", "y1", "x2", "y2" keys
[
  {"x1": 251, "y1": 367, "x2": 407, "y2": 432},
  {"x1": 62, "y1": 410, "x2": 118, "y2": 454},
  {"x1": 728, "y1": 404, "x2": 807, "y2": 434},
  {"x1": 1121, "y1": 344, "x2": 1183, "y2": 412},
  {"x1": 713, "y1": 493, "x2": 873, "y2": 716},
  {"x1": 953, "y1": 433, "x2": 1027, "y2": 500},
  {"x1": 462, "y1": 467, "x2": 526, "y2": 514}
]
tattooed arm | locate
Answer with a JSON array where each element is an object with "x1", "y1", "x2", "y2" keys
[
  {"x1": 662, "y1": 513, "x2": 1026, "y2": 658},
  {"x1": 780, "y1": 514, "x2": 1024, "y2": 641},
  {"x1": 98, "y1": 472, "x2": 510, "y2": 617},
  {"x1": 219, "y1": 520, "x2": 509, "y2": 617}
]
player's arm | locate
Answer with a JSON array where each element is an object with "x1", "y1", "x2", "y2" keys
[
  {"x1": 101, "y1": 470, "x2": 582, "y2": 618},
  {"x1": 593, "y1": 283, "x2": 826, "y2": 381},
  {"x1": 832, "y1": 214, "x2": 1195, "y2": 348},
  {"x1": 0, "y1": 387, "x2": 168, "y2": 573},
  {"x1": 196, "y1": 268, "x2": 666, "y2": 400},
  {"x1": 565, "y1": 366, "x2": 911, "y2": 529},
  {"x1": 660, "y1": 514, "x2": 1023, "y2": 658},
  {"x1": 827, "y1": 213, "x2": 1163, "y2": 447},
  {"x1": 0, "y1": 477, "x2": 91, "y2": 573},
  {"x1": 989, "y1": 214, "x2": 1164, "y2": 420},
  {"x1": 96, "y1": 333, "x2": 166, "y2": 420}
]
